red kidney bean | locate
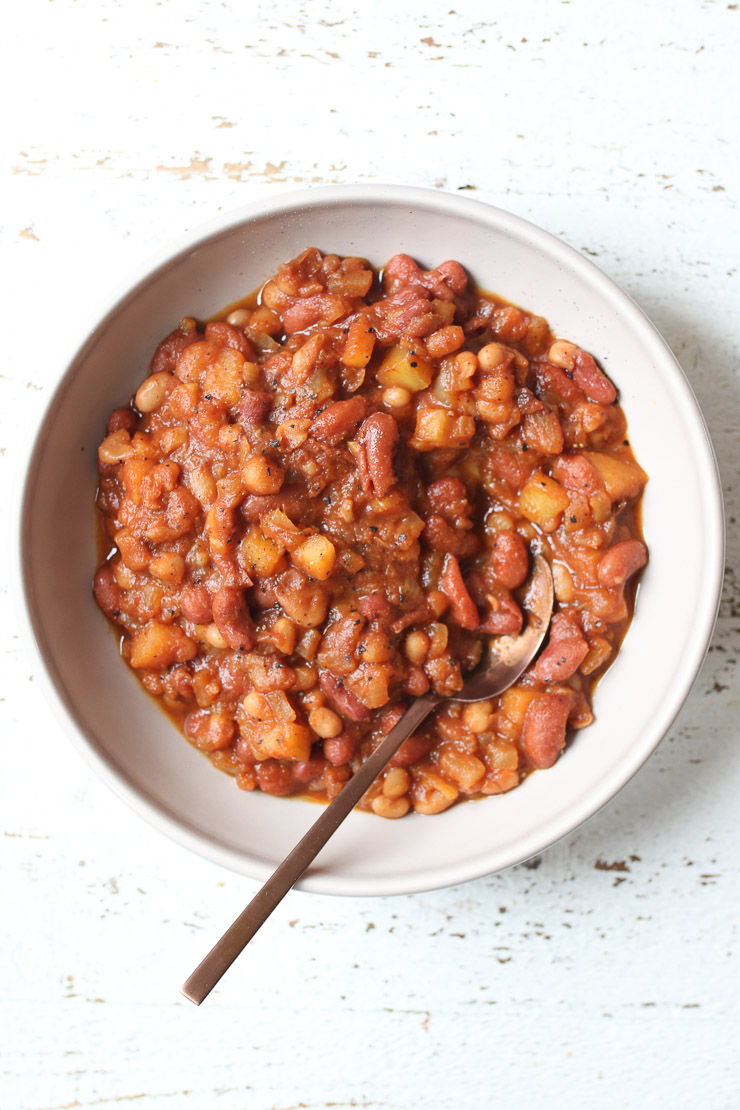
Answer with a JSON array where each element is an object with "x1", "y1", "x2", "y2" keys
[
  {"x1": 293, "y1": 751, "x2": 327, "y2": 783},
  {"x1": 371, "y1": 288, "x2": 432, "y2": 343},
  {"x1": 440, "y1": 554, "x2": 479, "y2": 630},
  {"x1": 391, "y1": 605, "x2": 433, "y2": 634},
  {"x1": 378, "y1": 703, "x2": 406, "y2": 734},
  {"x1": 427, "y1": 477, "x2": 469, "y2": 518},
  {"x1": 323, "y1": 732, "x2": 357, "y2": 766},
  {"x1": 359, "y1": 592, "x2": 396, "y2": 622},
  {"x1": 523, "y1": 693, "x2": 572, "y2": 769},
  {"x1": 534, "y1": 637, "x2": 589, "y2": 684},
  {"x1": 212, "y1": 587, "x2": 256, "y2": 651},
  {"x1": 240, "y1": 486, "x2": 304, "y2": 523},
  {"x1": 572, "y1": 349, "x2": 617, "y2": 404},
  {"x1": 478, "y1": 594, "x2": 523, "y2": 635},
  {"x1": 150, "y1": 325, "x2": 201, "y2": 375},
  {"x1": 311, "y1": 397, "x2": 370, "y2": 445},
  {"x1": 234, "y1": 736, "x2": 257, "y2": 765},
  {"x1": 391, "y1": 729, "x2": 436, "y2": 767},
  {"x1": 356, "y1": 412, "x2": 399, "y2": 497},
  {"x1": 425, "y1": 259, "x2": 467, "y2": 298},
  {"x1": 282, "y1": 293, "x2": 346, "y2": 335},
  {"x1": 551, "y1": 454, "x2": 603, "y2": 495},
  {"x1": 533, "y1": 359, "x2": 583, "y2": 404},
  {"x1": 180, "y1": 584, "x2": 213, "y2": 624},
  {"x1": 597, "y1": 539, "x2": 647, "y2": 587},
  {"x1": 515, "y1": 387, "x2": 545, "y2": 415},
  {"x1": 93, "y1": 566, "x2": 122, "y2": 620},
  {"x1": 256, "y1": 760, "x2": 295, "y2": 796},
  {"x1": 107, "y1": 408, "x2": 138, "y2": 435},
  {"x1": 404, "y1": 667, "x2": 430, "y2": 696},
  {"x1": 422, "y1": 514, "x2": 480, "y2": 558},
  {"x1": 204, "y1": 320, "x2": 257, "y2": 361},
  {"x1": 491, "y1": 529, "x2": 529, "y2": 589},
  {"x1": 239, "y1": 390, "x2": 273, "y2": 428},
  {"x1": 319, "y1": 672, "x2": 371, "y2": 721},
  {"x1": 382, "y1": 254, "x2": 425, "y2": 294}
]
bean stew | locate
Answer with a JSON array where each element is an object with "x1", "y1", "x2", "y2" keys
[{"x1": 93, "y1": 249, "x2": 648, "y2": 818}]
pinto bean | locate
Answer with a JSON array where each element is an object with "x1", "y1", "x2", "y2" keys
[
  {"x1": 180, "y1": 585, "x2": 213, "y2": 624},
  {"x1": 318, "y1": 672, "x2": 371, "y2": 721},
  {"x1": 211, "y1": 587, "x2": 256, "y2": 651},
  {"x1": 311, "y1": 397, "x2": 370, "y2": 445},
  {"x1": 491, "y1": 529, "x2": 529, "y2": 589},
  {"x1": 422, "y1": 514, "x2": 480, "y2": 558},
  {"x1": 239, "y1": 390, "x2": 273, "y2": 428},
  {"x1": 572, "y1": 349, "x2": 617, "y2": 404},
  {"x1": 597, "y1": 539, "x2": 647, "y2": 587},
  {"x1": 523, "y1": 693, "x2": 572, "y2": 769},
  {"x1": 440, "y1": 554, "x2": 479, "y2": 630},
  {"x1": 356, "y1": 412, "x2": 399, "y2": 497}
]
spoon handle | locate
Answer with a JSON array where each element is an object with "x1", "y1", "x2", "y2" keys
[{"x1": 181, "y1": 691, "x2": 440, "y2": 1005}]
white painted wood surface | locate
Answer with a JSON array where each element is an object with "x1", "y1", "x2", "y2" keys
[{"x1": 2, "y1": 1, "x2": 738, "y2": 1107}]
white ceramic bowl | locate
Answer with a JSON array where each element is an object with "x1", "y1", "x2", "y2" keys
[{"x1": 16, "y1": 185, "x2": 724, "y2": 895}]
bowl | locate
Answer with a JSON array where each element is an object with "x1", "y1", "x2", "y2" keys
[{"x1": 16, "y1": 185, "x2": 724, "y2": 895}]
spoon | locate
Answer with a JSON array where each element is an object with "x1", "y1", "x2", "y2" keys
[{"x1": 181, "y1": 554, "x2": 553, "y2": 1005}]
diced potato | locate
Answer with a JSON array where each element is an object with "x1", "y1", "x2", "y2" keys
[
  {"x1": 260, "y1": 508, "x2": 306, "y2": 551},
  {"x1": 485, "y1": 740, "x2": 519, "y2": 771},
  {"x1": 518, "y1": 472, "x2": 570, "y2": 528},
  {"x1": 410, "y1": 408, "x2": 476, "y2": 450},
  {"x1": 266, "y1": 690, "x2": 297, "y2": 722},
  {"x1": 248, "y1": 722, "x2": 312, "y2": 763},
  {"x1": 346, "y1": 664, "x2": 393, "y2": 709},
  {"x1": 378, "y1": 345, "x2": 434, "y2": 392},
  {"x1": 499, "y1": 685, "x2": 538, "y2": 730},
  {"x1": 130, "y1": 621, "x2": 197, "y2": 670},
  {"x1": 204, "y1": 347, "x2": 247, "y2": 407},
  {"x1": 342, "y1": 314, "x2": 376, "y2": 368},
  {"x1": 239, "y1": 525, "x2": 285, "y2": 577},
  {"x1": 438, "y1": 748, "x2": 486, "y2": 792},
  {"x1": 291, "y1": 535, "x2": 337, "y2": 581},
  {"x1": 585, "y1": 452, "x2": 648, "y2": 502},
  {"x1": 340, "y1": 549, "x2": 366, "y2": 573}
]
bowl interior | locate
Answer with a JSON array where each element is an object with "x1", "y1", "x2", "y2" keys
[{"x1": 19, "y1": 188, "x2": 723, "y2": 894}]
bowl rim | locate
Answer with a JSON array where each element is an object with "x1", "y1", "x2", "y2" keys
[{"x1": 14, "y1": 183, "x2": 725, "y2": 896}]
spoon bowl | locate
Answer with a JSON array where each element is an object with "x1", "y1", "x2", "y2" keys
[{"x1": 182, "y1": 555, "x2": 554, "y2": 1005}]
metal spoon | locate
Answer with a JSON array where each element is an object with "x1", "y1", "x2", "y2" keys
[{"x1": 181, "y1": 554, "x2": 553, "y2": 1005}]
